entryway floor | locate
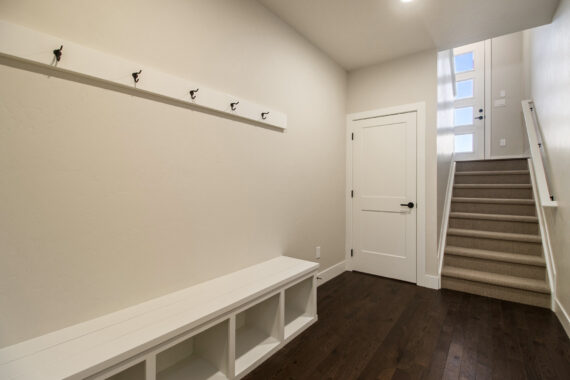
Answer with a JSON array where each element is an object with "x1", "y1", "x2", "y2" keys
[{"x1": 244, "y1": 271, "x2": 570, "y2": 379}]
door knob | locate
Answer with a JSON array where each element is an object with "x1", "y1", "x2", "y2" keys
[
  {"x1": 475, "y1": 116, "x2": 484, "y2": 120},
  {"x1": 400, "y1": 202, "x2": 415, "y2": 209}
]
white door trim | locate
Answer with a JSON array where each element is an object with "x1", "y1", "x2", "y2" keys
[{"x1": 345, "y1": 102, "x2": 429, "y2": 288}]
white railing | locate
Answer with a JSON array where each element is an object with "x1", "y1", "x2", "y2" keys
[{"x1": 521, "y1": 100, "x2": 558, "y2": 207}]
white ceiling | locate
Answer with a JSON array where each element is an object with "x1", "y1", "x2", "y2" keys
[{"x1": 258, "y1": 0, "x2": 560, "y2": 70}]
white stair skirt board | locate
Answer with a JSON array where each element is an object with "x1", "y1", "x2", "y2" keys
[
  {"x1": 0, "y1": 20, "x2": 287, "y2": 130},
  {"x1": 555, "y1": 298, "x2": 570, "y2": 339},
  {"x1": 0, "y1": 256, "x2": 318, "y2": 380},
  {"x1": 438, "y1": 162, "x2": 457, "y2": 288}
]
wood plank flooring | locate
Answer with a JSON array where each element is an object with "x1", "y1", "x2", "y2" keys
[{"x1": 244, "y1": 271, "x2": 570, "y2": 380}]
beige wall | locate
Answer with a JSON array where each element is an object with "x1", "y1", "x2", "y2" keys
[
  {"x1": 436, "y1": 50, "x2": 455, "y2": 246},
  {"x1": 347, "y1": 50, "x2": 439, "y2": 276},
  {"x1": 490, "y1": 32, "x2": 528, "y2": 158},
  {"x1": 0, "y1": 0, "x2": 347, "y2": 347},
  {"x1": 526, "y1": 0, "x2": 570, "y2": 332}
]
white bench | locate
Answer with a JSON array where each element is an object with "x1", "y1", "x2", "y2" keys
[{"x1": 0, "y1": 256, "x2": 318, "y2": 380}]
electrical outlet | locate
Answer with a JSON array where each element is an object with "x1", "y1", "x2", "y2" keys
[
  {"x1": 500, "y1": 138, "x2": 507, "y2": 147},
  {"x1": 315, "y1": 246, "x2": 321, "y2": 259}
]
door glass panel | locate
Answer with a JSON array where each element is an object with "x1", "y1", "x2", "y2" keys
[
  {"x1": 454, "y1": 52, "x2": 474, "y2": 73},
  {"x1": 455, "y1": 134, "x2": 474, "y2": 153},
  {"x1": 455, "y1": 79, "x2": 474, "y2": 99},
  {"x1": 454, "y1": 107, "x2": 474, "y2": 126}
]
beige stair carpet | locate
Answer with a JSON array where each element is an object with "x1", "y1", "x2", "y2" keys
[{"x1": 441, "y1": 158, "x2": 551, "y2": 308}]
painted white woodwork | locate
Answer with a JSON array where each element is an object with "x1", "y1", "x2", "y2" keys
[
  {"x1": 0, "y1": 257, "x2": 318, "y2": 380},
  {"x1": 284, "y1": 277, "x2": 316, "y2": 340},
  {"x1": 438, "y1": 161, "x2": 457, "y2": 284},
  {"x1": 528, "y1": 159, "x2": 556, "y2": 310},
  {"x1": 234, "y1": 294, "x2": 281, "y2": 377},
  {"x1": 316, "y1": 261, "x2": 346, "y2": 286},
  {"x1": 155, "y1": 319, "x2": 230, "y2": 380},
  {"x1": 522, "y1": 100, "x2": 558, "y2": 207},
  {"x1": 346, "y1": 103, "x2": 428, "y2": 288},
  {"x1": 0, "y1": 20, "x2": 286, "y2": 130},
  {"x1": 453, "y1": 42, "x2": 485, "y2": 160},
  {"x1": 352, "y1": 112, "x2": 417, "y2": 283}
]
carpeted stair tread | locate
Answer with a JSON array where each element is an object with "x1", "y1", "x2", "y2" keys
[
  {"x1": 452, "y1": 197, "x2": 534, "y2": 205},
  {"x1": 447, "y1": 228, "x2": 541, "y2": 243},
  {"x1": 441, "y1": 266, "x2": 550, "y2": 294},
  {"x1": 455, "y1": 170, "x2": 529, "y2": 176},
  {"x1": 449, "y1": 212, "x2": 538, "y2": 223},
  {"x1": 445, "y1": 246, "x2": 546, "y2": 266}
]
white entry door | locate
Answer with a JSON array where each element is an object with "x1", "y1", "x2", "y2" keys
[
  {"x1": 453, "y1": 41, "x2": 486, "y2": 160},
  {"x1": 351, "y1": 112, "x2": 417, "y2": 283}
]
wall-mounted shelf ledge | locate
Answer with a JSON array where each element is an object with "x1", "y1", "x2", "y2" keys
[{"x1": 0, "y1": 20, "x2": 287, "y2": 130}]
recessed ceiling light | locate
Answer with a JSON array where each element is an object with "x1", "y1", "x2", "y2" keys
[{"x1": 401, "y1": 0, "x2": 414, "y2": 3}]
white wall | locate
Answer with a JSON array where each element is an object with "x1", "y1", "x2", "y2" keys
[
  {"x1": 0, "y1": 0, "x2": 347, "y2": 347},
  {"x1": 526, "y1": 0, "x2": 570, "y2": 333},
  {"x1": 347, "y1": 50, "x2": 439, "y2": 276},
  {"x1": 436, "y1": 50, "x2": 455, "y2": 246},
  {"x1": 490, "y1": 32, "x2": 528, "y2": 158}
]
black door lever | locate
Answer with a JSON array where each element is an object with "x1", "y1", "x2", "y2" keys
[{"x1": 400, "y1": 202, "x2": 415, "y2": 209}]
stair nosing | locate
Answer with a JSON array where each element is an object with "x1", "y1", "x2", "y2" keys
[
  {"x1": 455, "y1": 170, "x2": 529, "y2": 176},
  {"x1": 447, "y1": 228, "x2": 542, "y2": 243},
  {"x1": 451, "y1": 197, "x2": 535, "y2": 205},
  {"x1": 445, "y1": 245, "x2": 546, "y2": 267},
  {"x1": 449, "y1": 212, "x2": 538, "y2": 223},
  {"x1": 454, "y1": 184, "x2": 532, "y2": 189},
  {"x1": 441, "y1": 266, "x2": 550, "y2": 294}
]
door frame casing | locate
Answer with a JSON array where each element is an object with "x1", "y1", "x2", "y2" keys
[{"x1": 346, "y1": 102, "x2": 430, "y2": 288}]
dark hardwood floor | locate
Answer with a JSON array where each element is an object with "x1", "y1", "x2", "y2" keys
[{"x1": 244, "y1": 271, "x2": 570, "y2": 380}]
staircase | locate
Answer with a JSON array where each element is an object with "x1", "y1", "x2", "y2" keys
[{"x1": 441, "y1": 158, "x2": 551, "y2": 308}]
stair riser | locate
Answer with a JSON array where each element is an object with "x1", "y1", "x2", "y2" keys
[
  {"x1": 454, "y1": 174, "x2": 530, "y2": 184},
  {"x1": 446, "y1": 235, "x2": 542, "y2": 256},
  {"x1": 451, "y1": 202, "x2": 536, "y2": 216},
  {"x1": 453, "y1": 188, "x2": 533, "y2": 199},
  {"x1": 456, "y1": 159, "x2": 528, "y2": 172},
  {"x1": 449, "y1": 218, "x2": 539, "y2": 234},
  {"x1": 441, "y1": 277, "x2": 550, "y2": 308},
  {"x1": 444, "y1": 255, "x2": 546, "y2": 280}
]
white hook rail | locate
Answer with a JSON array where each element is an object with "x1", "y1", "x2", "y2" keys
[{"x1": 0, "y1": 20, "x2": 287, "y2": 130}]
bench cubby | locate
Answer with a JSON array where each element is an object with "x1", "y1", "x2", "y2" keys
[
  {"x1": 284, "y1": 277, "x2": 316, "y2": 340},
  {"x1": 156, "y1": 319, "x2": 230, "y2": 380},
  {"x1": 234, "y1": 294, "x2": 281, "y2": 376}
]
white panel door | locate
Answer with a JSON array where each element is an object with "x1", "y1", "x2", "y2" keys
[
  {"x1": 352, "y1": 112, "x2": 417, "y2": 283},
  {"x1": 453, "y1": 42, "x2": 485, "y2": 160}
]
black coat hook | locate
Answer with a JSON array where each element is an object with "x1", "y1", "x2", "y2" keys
[
  {"x1": 230, "y1": 101, "x2": 239, "y2": 111},
  {"x1": 132, "y1": 70, "x2": 142, "y2": 84},
  {"x1": 189, "y1": 88, "x2": 199, "y2": 100},
  {"x1": 261, "y1": 112, "x2": 270, "y2": 120},
  {"x1": 53, "y1": 45, "x2": 63, "y2": 62}
]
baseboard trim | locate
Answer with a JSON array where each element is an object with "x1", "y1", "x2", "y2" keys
[
  {"x1": 418, "y1": 274, "x2": 440, "y2": 290},
  {"x1": 317, "y1": 260, "x2": 346, "y2": 286},
  {"x1": 555, "y1": 298, "x2": 570, "y2": 338}
]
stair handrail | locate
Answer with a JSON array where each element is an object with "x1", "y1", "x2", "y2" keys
[{"x1": 521, "y1": 100, "x2": 558, "y2": 207}]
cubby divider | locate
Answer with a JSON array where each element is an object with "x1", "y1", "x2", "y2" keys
[
  {"x1": 234, "y1": 293, "x2": 282, "y2": 376},
  {"x1": 284, "y1": 277, "x2": 316, "y2": 340}
]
